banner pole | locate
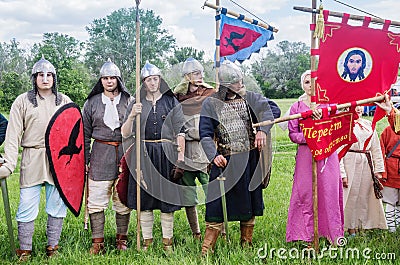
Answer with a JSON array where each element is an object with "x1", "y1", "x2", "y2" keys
[
  {"x1": 252, "y1": 95, "x2": 385, "y2": 127},
  {"x1": 204, "y1": 1, "x2": 279, "y2": 32},
  {"x1": 294, "y1": 6, "x2": 400, "y2": 27},
  {"x1": 310, "y1": 0, "x2": 319, "y2": 252},
  {"x1": 215, "y1": 0, "x2": 220, "y2": 91}
]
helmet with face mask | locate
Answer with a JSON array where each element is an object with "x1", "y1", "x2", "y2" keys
[
  {"x1": 29, "y1": 55, "x2": 61, "y2": 107},
  {"x1": 31, "y1": 56, "x2": 56, "y2": 77},
  {"x1": 141, "y1": 61, "x2": 161, "y2": 81},
  {"x1": 218, "y1": 60, "x2": 243, "y2": 86},
  {"x1": 100, "y1": 58, "x2": 121, "y2": 78}
]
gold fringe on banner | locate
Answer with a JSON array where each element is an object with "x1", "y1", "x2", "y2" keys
[{"x1": 313, "y1": 4, "x2": 325, "y2": 39}]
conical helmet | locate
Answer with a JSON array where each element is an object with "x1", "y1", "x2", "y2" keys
[
  {"x1": 218, "y1": 60, "x2": 243, "y2": 85},
  {"x1": 31, "y1": 55, "x2": 56, "y2": 76},
  {"x1": 100, "y1": 58, "x2": 121, "y2": 77},
  {"x1": 182, "y1": 57, "x2": 204, "y2": 76},
  {"x1": 141, "y1": 61, "x2": 161, "y2": 80}
]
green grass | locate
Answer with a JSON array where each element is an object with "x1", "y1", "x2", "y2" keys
[{"x1": 0, "y1": 99, "x2": 399, "y2": 264}]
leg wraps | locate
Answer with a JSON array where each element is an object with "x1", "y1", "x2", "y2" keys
[
  {"x1": 18, "y1": 221, "x2": 35, "y2": 251},
  {"x1": 90, "y1": 211, "x2": 105, "y2": 239},
  {"x1": 116, "y1": 213, "x2": 130, "y2": 236},
  {"x1": 161, "y1": 212, "x2": 174, "y2": 239},
  {"x1": 47, "y1": 215, "x2": 64, "y2": 247},
  {"x1": 185, "y1": 206, "x2": 200, "y2": 235},
  {"x1": 385, "y1": 204, "x2": 397, "y2": 232},
  {"x1": 140, "y1": 211, "x2": 154, "y2": 240}
]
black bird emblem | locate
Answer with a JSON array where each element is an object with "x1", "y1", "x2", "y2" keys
[
  {"x1": 58, "y1": 118, "x2": 82, "y2": 165},
  {"x1": 224, "y1": 31, "x2": 246, "y2": 52}
]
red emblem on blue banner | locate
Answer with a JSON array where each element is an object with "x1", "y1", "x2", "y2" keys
[{"x1": 219, "y1": 14, "x2": 274, "y2": 63}]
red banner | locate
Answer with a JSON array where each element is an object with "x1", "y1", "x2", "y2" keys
[
  {"x1": 316, "y1": 20, "x2": 400, "y2": 104},
  {"x1": 299, "y1": 110, "x2": 358, "y2": 161}
]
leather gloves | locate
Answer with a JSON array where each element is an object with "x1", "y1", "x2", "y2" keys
[{"x1": 170, "y1": 160, "x2": 185, "y2": 182}]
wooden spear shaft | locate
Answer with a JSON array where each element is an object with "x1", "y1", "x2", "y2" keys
[
  {"x1": 0, "y1": 158, "x2": 15, "y2": 257},
  {"x1": 203, "y1": 1, "x2": 279, "y2": 32},
  {"x1": 252, "y1": 95, "x2": 385, "y2": 127},
  {"x1": 135, "y1": 0, "x2": 141, "y2": 251}
]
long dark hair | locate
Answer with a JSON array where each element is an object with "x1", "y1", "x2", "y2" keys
[{"x1": 341, "y1": 49, "x2": 366, "y2": 82}]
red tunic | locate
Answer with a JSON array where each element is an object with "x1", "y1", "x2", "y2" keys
[{"x1": 380, "y1": 123, "x2": 400, "y2": 189}]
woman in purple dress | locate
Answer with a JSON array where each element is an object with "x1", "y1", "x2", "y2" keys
[{"x1": 286, "y1": 70, "x2": 344, "y2": 244}]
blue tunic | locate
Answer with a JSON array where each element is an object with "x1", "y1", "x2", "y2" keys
[{"x1": 0, "y1": 113, "x2": 8, "y2": 146}]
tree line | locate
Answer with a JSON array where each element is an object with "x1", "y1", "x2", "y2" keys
[{"x1": 0, "y1": 7, "x2": 310, "y2": 111}]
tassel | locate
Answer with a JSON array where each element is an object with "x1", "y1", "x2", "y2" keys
[
  {"x1": 394, "y1": 108, "x2": 400, "y2": 134},
  {"x1": 313, "y1": 4, "x2": 325, "y2": 39}
]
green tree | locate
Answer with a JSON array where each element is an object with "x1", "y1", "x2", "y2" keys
[
  {"x1": 0, "y1": 39, "x2": 30, "y2": 110},
  {"x1": 251, "y1": 40, "x2": 310, "y2": 98},
  {"x1": 167, "y1": 47, "x2": 205, "y2": 66},
  {"x1": 30, "y1": 33, "x2": 91, "y2": 107},
  {"x1": 0, "y1": 72, "x2": 30, "y2": 111},
  {"x1": 85, "y1": 7, "x2": 176, "y2": 92},
  {"x1": 0, "y1": 39, "x2": 29, "y2": 77}
]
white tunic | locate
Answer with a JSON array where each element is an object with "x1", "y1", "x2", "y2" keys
[
  {"x1": 3, "y1": 92, "x2": 71, "y2": 188},
  {"x1": 340, "y1": 118, "x2": 387, "y2": 230}
]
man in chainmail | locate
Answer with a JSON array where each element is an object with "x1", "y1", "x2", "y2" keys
[{"x1": 199, "y1": 60, "x2": 280, "y2": 255}]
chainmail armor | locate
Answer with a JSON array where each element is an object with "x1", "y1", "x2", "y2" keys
[{"x1": 216, "y1": 98, "x2": 255, "y2": 156}]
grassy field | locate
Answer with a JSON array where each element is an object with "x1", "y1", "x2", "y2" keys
[{"x1": 0, "y1": 99, "x2": 399, "y2": 264}]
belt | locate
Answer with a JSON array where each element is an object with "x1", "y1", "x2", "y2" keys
[
  {"x1": 94, "y1": 139, "x2": 121, "y2": 147},
  {"x1": 348, "y1": 149, "x2": 384, "y2": 199},
  {"x1": 348, "y1": 149, "x2": 377, "y2": 178},
  {"x1": 95, "y1": 139, "x2": 121, "y2": 166},
  {"x1": 143, "y1": 139, "x2": 173, "y2": 143}
]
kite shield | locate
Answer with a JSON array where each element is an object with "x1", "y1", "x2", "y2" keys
[{"x1": 45, "y1": 103, "x2": 85, "y2": 217}]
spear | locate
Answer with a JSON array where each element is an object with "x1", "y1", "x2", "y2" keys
[
  {"x1": 0, "y1": 156, "x2": 16, "y2": 256},
  {"x1": 134, "y1": 0, "x2": 142, "y2": 251}
]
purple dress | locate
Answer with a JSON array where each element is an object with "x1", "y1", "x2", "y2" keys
[{"x1": 286, "y1": 101, "x2": 344, "y2": 243}]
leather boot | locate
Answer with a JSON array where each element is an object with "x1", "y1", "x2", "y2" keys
[
  {"x1": 201, "y1": 227, "x2": 220, "y2": 256},
  {"x1": 16, "y1": 249, "x2": 32, "y2": 262},
  {"x1": 162, "y1": 238, "x2": 173, "y2": 253},
  {"x1": 89, "y1": 238, "x2": 105, "y2": 255},
  {"x1": 143, "y1": 238, "x2": 153, "y2": 251},
  {"x1": 240, "y1": 224, "x2": 254, "y2": 247},
  {"x1": 116, "y1": 234, "x2": 128, "y2": 251},
  {"x1": 46, "y1": 245, "x2": 59, "y2": 257},
  {"x1": 193, "y1": 232, "x2": 202, "y2": 240}
]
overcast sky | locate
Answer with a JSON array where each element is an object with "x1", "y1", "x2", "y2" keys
[{"x1": 0, "y1": 0, "x2": 399, "y2": 60}]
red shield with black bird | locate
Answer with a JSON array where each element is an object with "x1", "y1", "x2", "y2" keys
[{"x1": 45, "y1": 103, "x2": 85, "y2": 217}]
